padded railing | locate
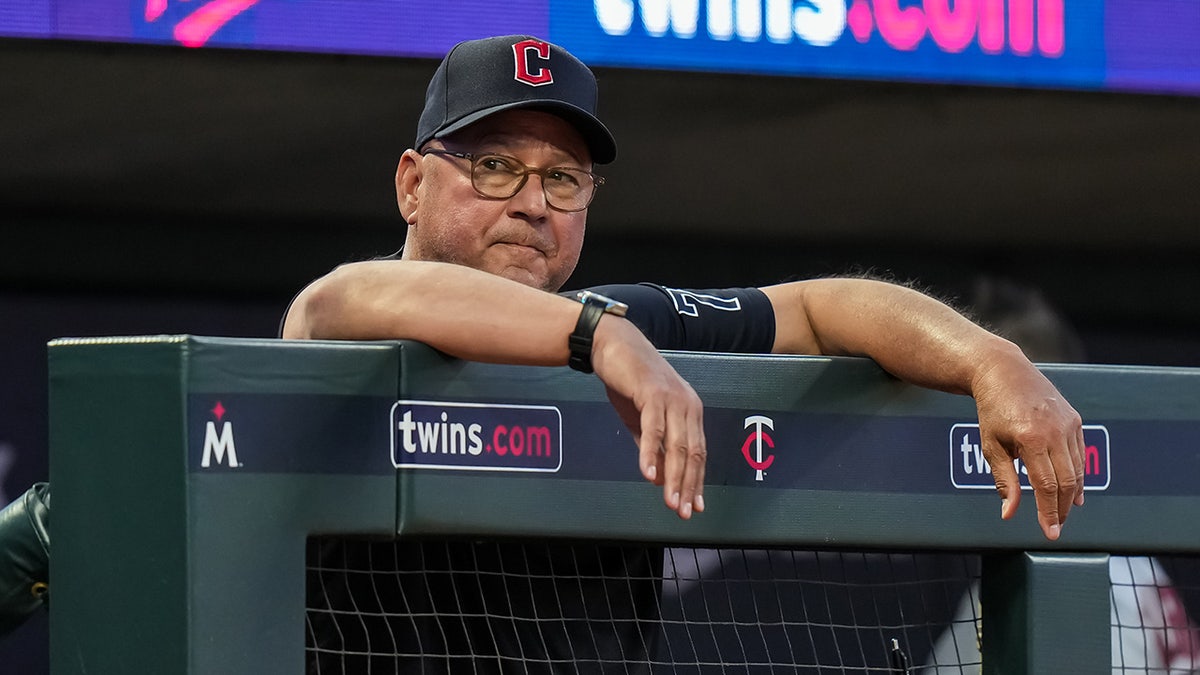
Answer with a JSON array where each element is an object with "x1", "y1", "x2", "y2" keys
[{"x1": 47, "y1": 336, "x2": 1200, "y2": 673}]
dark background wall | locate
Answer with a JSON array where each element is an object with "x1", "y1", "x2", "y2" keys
[
  {"x1": 5, "y1": 39, "x2": 1197, "y2": 354},
  {"x1": 2, "y1": 36, "x2": 1198, "y2": 672}
]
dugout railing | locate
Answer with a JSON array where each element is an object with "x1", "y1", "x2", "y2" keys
[{"x1": 46, "y1": 336, "x2": 1200, "y2": 673}]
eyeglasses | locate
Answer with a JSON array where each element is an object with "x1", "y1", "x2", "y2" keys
[{"x1": 421, "y1": 149, "x2": 605, "y2": 213}]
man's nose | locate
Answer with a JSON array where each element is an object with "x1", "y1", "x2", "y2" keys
[{"x1": 508, "y1": 173, "x2": 548, "y2": 219}]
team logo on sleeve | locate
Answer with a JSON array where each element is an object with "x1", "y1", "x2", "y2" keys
[
  {"x1": 664, "y1": 288, "x2": 742, "y2": 317},
  {"x1": 513, "y1": 38, "x2": 554, "y2": 86}
]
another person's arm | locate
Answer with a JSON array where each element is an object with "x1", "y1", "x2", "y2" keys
[
  {"x1": 283, "y1": 260, "x2": 707, "y2": 519},
  {"x1": 762, "y1": 278, "x2": 1085, "y2": 541}
]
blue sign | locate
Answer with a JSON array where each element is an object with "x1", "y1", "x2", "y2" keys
[
  {"x1": 552, "y1": 0, "x2": 1106, "y2": 90},
  {"x1": 949, "y1": 423, "x2": 1111, "y2": 491},
  {"x1": 189, "y1": 393, "x2": 1198, "y2": 499},
  {"x1": 391, "y1": 400, "x2": 563, "y2": 473},
  {"x1": 2, "y1": 0, "x2": 1197, "y2": 95}
]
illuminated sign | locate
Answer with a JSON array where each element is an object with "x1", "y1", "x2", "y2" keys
[
  {"x1": 391, "y1": 400, "x2": 563, "y2": 473},
  {"x1": 949, "y1": 423, "x2": 1111, "y2": 491},
  {"x1": 0, "y1": 0, "x2": 547, "y2": 56},
  {"x1": 1, "y1": 0, "x2": 1197, "y2": 95},
  {"x1": 554, "y1": 0, "x2": 1105, "y2": 89}
]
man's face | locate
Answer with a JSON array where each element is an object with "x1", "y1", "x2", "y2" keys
[{"x1": 397, "y1": 109, "x2": 594, "y2": 293}]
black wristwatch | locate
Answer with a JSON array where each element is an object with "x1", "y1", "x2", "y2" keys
[{"x1": 568, "y1": 290, "x2": 629, "y2": 373}]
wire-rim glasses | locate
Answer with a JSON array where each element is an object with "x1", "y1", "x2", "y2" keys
[{"x1": 421, "y1": 149, "x2": 604, "y2": 213}]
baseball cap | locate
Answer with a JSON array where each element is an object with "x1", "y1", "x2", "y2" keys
[{"x1": 415, "y1": 35, "x2": 617, "y2": 164}]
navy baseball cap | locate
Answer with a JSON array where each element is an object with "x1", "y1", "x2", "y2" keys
[{"x1": 415, "y1": 35, "x2": 617, "y2": 164}]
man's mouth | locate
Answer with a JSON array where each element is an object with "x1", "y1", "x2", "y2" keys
[{"x1": 495, "y1": 241, "x2": 546, "y2": 257}]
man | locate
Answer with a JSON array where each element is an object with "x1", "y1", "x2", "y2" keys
[
  {"x1": 284, "y1": 35, "x2": 1084, "y2": 671},
  {"x1": 284, "y1": 34, "x2": 1084, "y2": 534}
]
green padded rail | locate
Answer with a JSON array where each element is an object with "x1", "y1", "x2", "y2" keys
[{"x1": 47, "y1": 336, "x2": 1200, "y2": 674}]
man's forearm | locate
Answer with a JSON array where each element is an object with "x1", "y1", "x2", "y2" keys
[
  {"x1": 761, "y1": 278, "x2": 1022, "y2": 395},
  {"x1": 282, "y1": 260, "x2": 580, "y2": 365},
  {"x1": 764, "y1": 277, "x2": 1084, "y2": 541},
  {"x1": 284, "y1": 259, "x2": 708, "y2": 519}
]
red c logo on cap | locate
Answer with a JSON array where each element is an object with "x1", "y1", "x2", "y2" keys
[{"x1": 513, "y1": 38, "x2": 553, "y2": 87}]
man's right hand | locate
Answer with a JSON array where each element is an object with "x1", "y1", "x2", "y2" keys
[
  {"x1": 283, "y1": 261, "x2": 710, "y2": 519},
  {"x1": 591, "y1": 316, "x2": 707, "y2": 520}
]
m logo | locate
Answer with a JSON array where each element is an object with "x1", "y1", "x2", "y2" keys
[
  {"x1": 742, "y1": 415, "x2": 775, "y2": 481},
  {"x1": 201, "y1": 401, "x2": 241, "y2": 468},
  {"x1": 513, "y1": 38, "x2": 553, "y2": 86}
]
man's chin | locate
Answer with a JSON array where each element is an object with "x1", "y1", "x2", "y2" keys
[
  {"x1": 494, "y1": 264, "x2": 554, "y2": 292},
  {"x1": 484, "y1": 248, "x2": 560, "y2": 291}
]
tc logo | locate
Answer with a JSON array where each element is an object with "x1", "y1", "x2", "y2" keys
[
  {"x1": 742, "y1": 415, "x2": 775, "y2": 481},
  {"x1": 512, "y1": 38, "x2": 554, "y2": 87},
  {"x1": 201, "y1": 400, "x2": 241, "y2": 468}
]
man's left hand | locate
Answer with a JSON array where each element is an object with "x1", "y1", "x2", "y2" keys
[{"x1": 971, "y1": 354, "x2": 1085, "y2": 540}]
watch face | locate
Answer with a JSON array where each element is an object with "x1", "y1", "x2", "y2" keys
[{"x1": 576, "y1": 290, "x2": 628, "y2": 317}]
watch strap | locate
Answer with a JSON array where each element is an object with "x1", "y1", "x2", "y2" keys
[{"x1": 568, "y1": 296, "x2": 608, "y2": 373}]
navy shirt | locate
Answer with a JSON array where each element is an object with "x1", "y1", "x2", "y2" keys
[
  {"x1": 295, "y1": 263, "x2": 778, "y2": 673},
  {"x1": 281, "y1": 254, "x2": 778, "y2": 355},
  {"x1": 573, "y1": 283, "x2": 775, "y2": 354}
]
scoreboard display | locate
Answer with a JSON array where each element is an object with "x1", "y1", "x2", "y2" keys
[{"x1": 1, "y1": 0, "x2": 1197, "y2": 95}]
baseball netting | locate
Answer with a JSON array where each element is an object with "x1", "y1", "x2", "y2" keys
[{"x1": 305, "y1": 539, "x2": 1200, "y2": 674}]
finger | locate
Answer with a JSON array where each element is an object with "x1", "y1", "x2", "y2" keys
[
  {"x1": 689, "y1": 409, "x2": 707, "y2": 514},
  {"x1": 983, "y1": 437, "x2": 1021, "y2": 521},
  {"x1": 646, "y1": 446, "x2": 665, "y2": 486},
  {"x1": 660, "y1": 401, "x2": 691, "y2": 516},
  {"x1": 1049, "y1": 432, "x2": 1079, "y2": 529},
  {"x1": 674, "y1": 405, "x2": 706, "y2": 519},
  {"x1": 1073, "y1": 424, "x2": 1087, "y2": 507},
  {"x1": 637, "y1": 399, "x2": 666, "y2": 486},
  {"x1": 1021, "y1": 446, "x2": 1062, "y2": 541}
]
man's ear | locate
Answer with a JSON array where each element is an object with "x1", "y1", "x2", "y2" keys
[{"x1": 395, "y1": 149, "x2": 423, "y2": 224}]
